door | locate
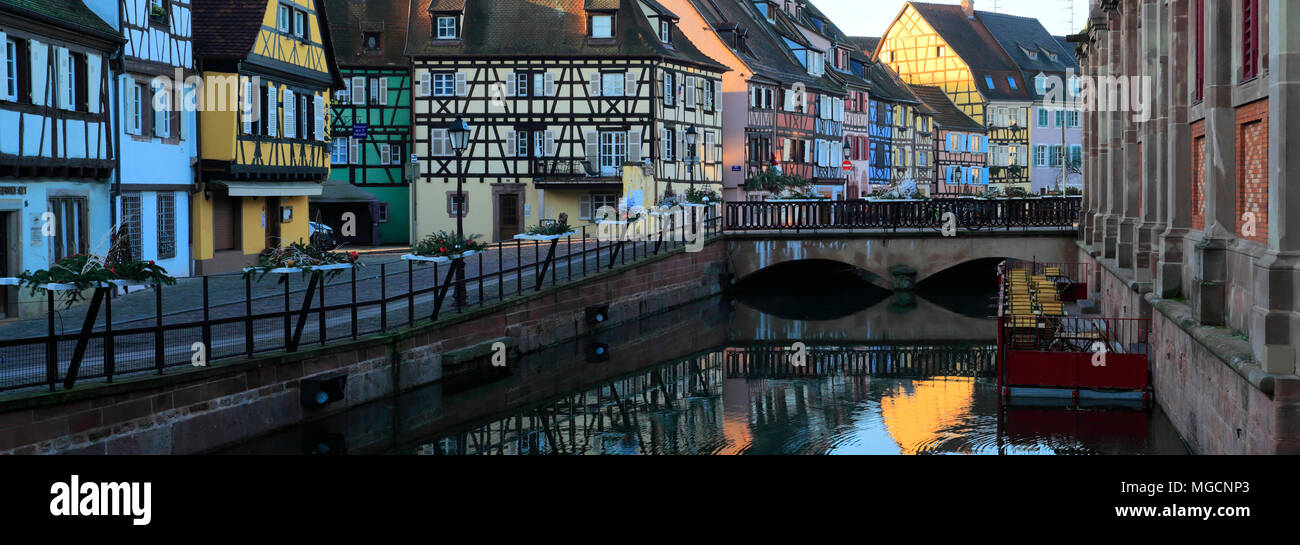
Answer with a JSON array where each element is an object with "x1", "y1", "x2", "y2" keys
[
  {"x1": 599, "y1": 132, "x2": 626, "y2": 176},
  {"x1": 498, "y1": 194, "x2": 520, "y2": 240},
  {"x1": 265, "y1": 196, "x2": 281, "y2": 249}
]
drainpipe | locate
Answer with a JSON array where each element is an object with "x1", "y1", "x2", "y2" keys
[
  {"x1": 190, "y1": 58, "x2": 203, "y2": 277},
  {"x1": 110, "y1": 0, "x2": 124, "y2": 234}
]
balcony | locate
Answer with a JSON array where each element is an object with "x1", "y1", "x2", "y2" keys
[{"x1": 532, "y1": 159, "x2": 621, "y2": 189}]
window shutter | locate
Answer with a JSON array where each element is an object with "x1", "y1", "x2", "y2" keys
[
  {"x1": 241, "y1": 80, "x2": 252, "y2": 134},
  {"x1": 178, "y1": 84, "x2": 188, "y2": 140},
  {"x1": 379, "y1": 78, "x2": 388, "y2": 105},
  {"x1": 685, "y1": 76, "x2": 694, "y2": 106},
  {"x1": 454, "y1": 72, "x2": 467, "y2": 96},
  {"x1": 624, "y1": 71, "x2": 636, "y2": 97},
  {"x1": 505, "y1": 130, "x2": 516, "y2": 157},
  {"x1": 545, "y1": 130, "x2": 556, "y2": 156},
  {"x1": 54, "y1": 47, "x2": 68, "y2": 110},
  {"x1": 419, "y1": 72, "x2": 432, "y2": 97},
  {"x1": 1194, "y1": 0, "x2": 1205, "y2": 100},
  {"x1": 627, "y1": 130, "x2": 641, "y2": 162},
  {"x1": 665, "y1": 74, "x2": 674, "y2": 106},
  {"x1": 352, "y1": 76, "x2": 365, "y2": 105},
  {"x1": 315, "y1": 94, "x2": 325, "y2": 140},
  {"x1": 584, "y1": 131, "x2": 599, "y2": 167},
  {"x1": 380, "y1": 145, "x2": 390, "y2": 165},
  {"x1": 86, "y1": 54, "x2": 100, "y2": 113},
  {"x1": 660, "y1": 128, "x2": 669, "y2": 160},
  {"x1": 505, "y1": 73, "x2": 516, "y2": 96},
  {"x1": 284, "y1": 90, "x2": 296, "y2": 139},
  {"x1": 677, "y1": 129, "x2": 685, "y2": 162},
  {"x1": 348, "y1": 137, "x2": 358, "y2": 165},
  {"x1": 544, "y1": 72, "x2": 556, "y2": 97},
  {"x1": 268, "y1": 86, "x2": 279, "y2": 137},
  {"x1": 589, "y1": 72, "x2": 601, "y2": 97},
  {"x1": 703, "y1": 131, "x2": 713, "y2": 163},
  {"x1": 580, "y1": 195, "x2": 592, "y2": 221},
  {"x1": 370, "y1": 78, "x2": 379, "y2": 103},
  {"x1": 714, "y1": 81, "x2": 722, "y2": 112},
  {"x1": 1243, "y1": 0, "x2": 1258, "y2": 80}
]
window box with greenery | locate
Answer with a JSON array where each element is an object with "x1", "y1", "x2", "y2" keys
[
  {"x1": 404, "y1": 231, "x2": 488, "y2": 263},
  {"x1": 683, "y1": 186, "x2": 720, "y2": 206},
  {"x1": 17, "y1": 254, "x2": 177, "y2": 308},
  {"x1": 514, "y1": 221, "x2": 578, "y2": 241},
  {"x1": 243, "y1": 242, "x2": 362, "y2": 281}
]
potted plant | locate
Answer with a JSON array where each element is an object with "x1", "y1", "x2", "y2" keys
[
  {"x1": 404, "y1": 231, "x2": 488, "y2": 263},
  {"x1": 683, "y1": 186, "x2": 720, "y2": 206},
  {"x1": 515, "y1": 217, "x2": 578, "y2": 241},
  {"x1": 243, "y1": 241, "x2": 362, "y2": 281},
  {"x1": 17, "y1": 253, "x2": 177, "y2": 308}
]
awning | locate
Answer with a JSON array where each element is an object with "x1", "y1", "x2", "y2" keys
[{"x1": 216, "y1": 181, "x2": 323, "y2": 197}]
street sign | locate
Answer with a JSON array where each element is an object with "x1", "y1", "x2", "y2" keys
[
  {"x1": 352, "y1": 124, "x2": 368, "y2": 139},
  {"x1": 842, "y1": 160, "x2": 853, "y2": 171}
]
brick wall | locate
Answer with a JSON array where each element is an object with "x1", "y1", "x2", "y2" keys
[
  {"x1": 1191, "y1": 120, "x2": 1207, "y2": 231},
  {"x1": 0, "y1": 241, "x2": 728, "y2": 454},
  {"x1": 1235, "y1": 98, "x2": 1269, "y2": 244}
]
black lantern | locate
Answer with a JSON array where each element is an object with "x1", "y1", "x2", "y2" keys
[
  {"x1": 449, "y1": 117, "x2": 471, "y2": 154},
  {"x1": 685, "y1": 125, "x2": 698, "y2": 148}
]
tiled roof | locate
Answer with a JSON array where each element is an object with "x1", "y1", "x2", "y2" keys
[
  {"x1": 326, "y1": 0, "x2": 412, "y2": 67},
  {"x1": 908, "y1": 84, "x2": 983, "y2": 131},
  {"x1": 192, "y1": 0, "x2": 271, "y2": 59},
  {"x1": 847, "y1": 36, "x2": 879, "y2": 59},
  {"x1": 0, "y1": 0, "x2": 118, "y2": 38},
  {"x1": 978, "y1": 11, "x2": 1080, "y2": 79},
  {"x1": 430, "y1": 0, "x2": 467, "y2": 11},
  {"x1": 864, "y1": 60, "x2": 917, "y2": 105},
  {"x1": 407, "y1": 0, "x2": 727, "y2": 73},
  {"x1": 906, "y1": 2, "x2": 1029, "y2": 101},
  {"x1": 687, "y1": 0, "x2": 825, "y2": 89}
]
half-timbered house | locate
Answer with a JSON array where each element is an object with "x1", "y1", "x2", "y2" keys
[
  {"x1": 323, "y1": 0, "x2": 410, "y2": 245},
  {"x1": 406, "y1": 0, "x2": 727, "y2": 242},
  {"x1": 0, "y1": 0, "x2": 123, "y2": 318},
  {"x1": 910, "y1": 84, "x2": 987, "y2": 195},
  {"x1": 859, "y1": 59, "x2": 923, "y2": 192},
  {"x1": 116, "y1": 0, "x2": 196, "y2": 278},
  {"x1": 191, "y1": 0, "x2": 341, "y2": 274}
]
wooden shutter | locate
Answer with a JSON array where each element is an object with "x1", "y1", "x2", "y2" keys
[
  {"x1": 348, "y1": 137, "x2": 358, "y2": 164},
  {"x1": 379, "y1": 77, "x2": 388, "y2": 105},
  {"x1": 284, "y1": 90, "x2": 295, "y2": 139},
  {"x1": 544, "y1": 72, "x2": 556, "y2": 96},
  {"x1": 660, "y1": 127, "x2": 669, "y2": 160},
  {"x1": 86, "y1": 54, "x2": 100, "y2": 113},
  {"x1": 685, "y1": 76, "x2": 694, "y2": 105},
  {"x1": 314, "y1": 94, "x2": 325, "y2": 140},
  {"x1": 268, "y1": 86, "x2": 278, "y2": 137},
  {"x1": 624, "y1": 71, "x2": 636, "y2": 97},
  {"x1": 589, "y1": 71, "x2": 601, "y2": 97},
  {"x1": 627, "y1": 130, "x2": 641, "y2": 162},
  {"x1": 241, "y1": 79, "x2": 252, "y2": 134},
  {"x1": 584, "y1": 131, "x2": 599, "y2": 167},
  {"x1": 544, "y1": 130, "x2": 556, "y2": 156},
  {"x1": 714, "y1": 80, "x2": 722, "y2": 112},
  {"x1": 1243, "y1": 0, "x2": 1258, "y2": 80},
  {"x1": 419, "y1": 71, "x2": 432, "y2": 97},
  {"x1": 505, "y1": 130, "x2": 516, "y2": 157},
  {"x1": 352, "y1": 76, "x2": 365, "y2": 105},
  {"x1": 455, "y1": 72, "x2": 467, "y2": 96}
]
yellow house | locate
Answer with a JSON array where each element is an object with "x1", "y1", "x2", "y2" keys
[{"x1": 191, "y1": 0, "x2": 342, "y2": 274}]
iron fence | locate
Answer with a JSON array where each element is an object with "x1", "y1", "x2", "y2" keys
[
  {"x1": 0, "y1": 214, "x2": 723, "y2": 393},
  {"x1": 724, "y1": 196, "x2": 1081, "y2": 232}
]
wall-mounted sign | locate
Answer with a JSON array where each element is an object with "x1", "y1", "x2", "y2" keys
[
  {"x1": 730, "y1": 166, "x2": 741, "y2": 172},
  {"x1": 352, "y1": 124, "x2": 369, "y2": 139}
]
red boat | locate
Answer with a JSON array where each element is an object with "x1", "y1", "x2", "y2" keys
[{"x1": 995, "y1": 261, "x2": 1152, "y2": 406}]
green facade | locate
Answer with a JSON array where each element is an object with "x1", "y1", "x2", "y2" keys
[{"x1": 330, "y1": 67, "x2": 412, "y2": 244}]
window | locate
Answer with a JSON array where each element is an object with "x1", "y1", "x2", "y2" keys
[
  {"x1": 127, "y1": 82, "x2": 143, "y2": 134},
  {"x1": 277, "y1": 4, "x2": 291, "y2": 33},
  {"x1": 377, "y1": 202, "x2": 390, "y2": 223},
  {"x1": 601, "y1": 72, "x2": 624, "y2": 96},
  {"x1": 391, "y1": 144, "x2": 403, "y2": 165},
  {"x1": 599, "y1": 131, "x2": 627, "y2": 176},
  {"x1": 49, "y1": 197, "x2": 87, "y2": 262},
  {"x1": 1068, "y1": 110, "x2": 1080, "y2": 128},
  {"x1": 1055, "y1": 110, "x2": 1065, "y2": 127},
  {"x1": 332, "y1": 138, "x2": 349, "y2": 164},
  {"x1": 157, "y1": 193, "x2": 176, "y2": 259},
  {"x1": 430, "y1": 128, "x2": 450, "y2": 156},
  {"x1": 1194, "y1": 0, "x2": 1205, "y2": 101},
  {"x1": 936, "y1": 45, "x2": 945, "y2": 57},
  {"x1": 436, "y1": 16, "x2": 457, "y2": 40},
  {"x1": 591, "y1": 15, "x2": 613, "y2": 38},
  {"x1": 3, "y1": 39, "x2": 16, "y2": 101},
  {"x1": 985, "y1": 76, "x2": 995, "y2": 89},
  {"x1": 533, "y1": 73, "x2": 546, "y2": 97},
  {"x1": 514, "y1": 71, "x2": 530, "y2": 97},
  {"x1": 659, "y1": 20, "x2": 671, "y2": 43},
  {"x1": 663, "y1": 72, "x2": 674, "y2": 106},
  {"x1": 1243, "y1": 0, "x2": 1259, "y2": 80},
  {"x1": 447, "y1": 192, "x2": 467, "y2": 218},
  {"x1": 1007, "y1": 77, "x2": 1017, "y2": 89},
  {"x1": 121, "y1": 193, "x2": 143, "y2": 261},
  {"x1": 970, "y1": 135, "x2": 982, "y2": 152},
  {"x1": 1034, "y1": 75, "x2": 1047, "y2": 95},
  {"x1": 293, "y1": 10, "x2": 307, "y2": 40},
  {"x1": 808, "y1": 50, "x2": 825, "y2": 76},
  {"x1": 363, "y1": 32, "x2": 381, "y2": 51},
  {"x1": 152, "y1": 81, "x2": 171, "y2": 137},
  {"x1": 1037, "y1": 108, "x2": 1048, "y2": 127},
  {"x1": 579, "y1": 193, "x2": 618, "y2": 221},
  {"x1": 432, "y1": 73, "x2": 455, "y2": 96},
  {"x1": 515, "y1": 129, "x2": 531, "y2": 157}
]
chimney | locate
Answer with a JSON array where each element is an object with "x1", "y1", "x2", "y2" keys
[{"x1": 962, "y1": 0, "x2": 975, "y2": 19}]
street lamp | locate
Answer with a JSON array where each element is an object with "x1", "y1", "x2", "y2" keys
[
  {"x1": 449, "y1": 117, "x2": 471, "y2": 308},
  {"x1": 842, "y1": 140, "x2": 853, "y2": 200},
  {"x1": 685, "y1": 125, "x2": 698, "y2": 190}
]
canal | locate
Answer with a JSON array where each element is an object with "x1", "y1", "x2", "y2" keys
[{"x1": 220, "y1": 260, "x2": 1189, "y2": 455}]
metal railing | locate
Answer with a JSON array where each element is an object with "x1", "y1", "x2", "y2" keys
[
  {"x1": 0, "y1": 215, "x2": 723, "y2": 393},
  {"x1": 723, "y1": 196, "x2": 1081, "y2": 232}
]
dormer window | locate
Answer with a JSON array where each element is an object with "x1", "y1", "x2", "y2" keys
[
  {"x1": 936, "y1": 45, "x2": 945, "y2": 57},
  {"x1": 591, "y1": 14, "x2": 614, "y2": 39},
  {"x1": 985, "y1": 75, "x2": 995, "y2": 89},
  {"x1": 1020, "y1": 45, "x2": 1038, "y2": 60},
  {"x1": 1034, "y1": 74, "x2": 1047, "y2": 94},
  {"x1": 436, "y1": 16, "x2": 458, "y2": 40},
  {"x1": 659, "y1": 20, "x2": 671, "y2": 43},
  {"x1": 363, "y1": 32, "x2": 381, "y2": 52},
  {"x1": 1007, "y1": 77, "x2": 1017, "y2": 89},
  {"x1": 1044, "y1": 50, "x2": 1059, "y2": 62}
]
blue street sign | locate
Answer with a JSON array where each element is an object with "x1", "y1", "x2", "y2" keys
[{"x1": 353, "y1": 124, "x2": 368, "y2": 139}]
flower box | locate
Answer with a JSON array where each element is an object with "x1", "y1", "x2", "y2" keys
[
  {"x1": 513, "y1": 232, "x2": 578, "y2": 242},
  {"x1": 864, "y1": 197, "x2": 926, "y2": 202},
  {"x1": 0, "y1": 277, "x2": 21, "y2": 287},
  {"x1": 244, "y1": 262, "x2": 358, "y2": 275},
  {"x1": 402, "y1": 250, "x2": 477, "y2": 264}
]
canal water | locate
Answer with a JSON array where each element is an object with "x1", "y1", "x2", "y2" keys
[{"x1": 220, "y1": 260, "x2": 1189, "y2": 455}]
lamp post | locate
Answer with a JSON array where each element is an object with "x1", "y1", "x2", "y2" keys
[
  {"x1": 842, "y1": 140, "x2": 852, "y2": 199},
  {"x1": 448, "y1": 117, "x2": 471, "y2": 308},
  {"x1": 685, "y1": 125, "x2": 698, "y2": 191}
]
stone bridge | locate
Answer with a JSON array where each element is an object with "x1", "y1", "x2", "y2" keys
[{"x1": 727, "y1": 230, "x2": 1079, "y2": 289}]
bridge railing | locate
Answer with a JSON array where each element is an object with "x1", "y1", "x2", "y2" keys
[{"x1": 724, "y1": 196, "x2": 1081, "y2": 232}]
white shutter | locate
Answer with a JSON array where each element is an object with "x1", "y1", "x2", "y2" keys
[
  {"x1": 544, "y1": 130, "x2": 556, "y2": 156},
  {"x1": 178, "y1": 84, "x2": 188, "y2": 140},
  {"x1": 352, "y1": 76, "x2": 365, "y2": 105},
  {"x1": 455, "y1": 72, "x2": 467, "y2": 96},
  {"x1": 315, "y1": 94, "x2": 325, "y2": 140},
  {"x1": 624, "y1": 71, "x2": 636, "y2": 97},
  {"x1": 505, "y1": 73, "x2": 516, "y2": 96},
  {"x1": 284, "y1": 90, "x2": 296, "y2": 139},
  {"x1": 705, "y1": 131, "x2": 715, "y2": 163},
  {"x1": 685, "y1": 76, "x2": 694, "y2": 106},
  {"x1": 544, "y1": 72, "x2": 556, "y2": 97},
  {"x1": 627, "y1": 130, "x2": 641, "y2": 162},
  {"x1": 268, "y1": 86, "x2": 278, "y2": 137},
  {"x1": 380, "y1": 145, "x2": 391, "y2": 165},
  {"x1": 584, "y1": 131, "x2": 598, "y2": 166},
  {"x1": 419, "y1": 72, "x2": 432, "y2": 97},
  {"x1": 348, "y1": 137, "x2": 358, "y2": 164},
  {"x1": 504, "y1": 130, "x2": 516, "y2": 157},
  {"x1": 54, "y1": 47, "x2": 68, "y2": 110},
  {"x1": 677, "y1": 129, "x2": 684, "y2": 162},
  {"x1": 783, "y1": 88, "x2": 794, "y2": 111},
  {"x1": 155, "y1": 83, "x2": 169, "y2": 137},
  {"x1": 86, "y1": 54, "x2": 101, "y2": 113},
  {"x1": 803, "y1": 140, "x2": 811, "y2": 164},
  {"x1": 379, "y1": 78, "x2": 388, "y2": 105},
  {"x1": 0, "y1": 31, "x2": 5, "y2": 94},
  {"x1": 242, "y1": 79, "x2": 252, "y2": 134},
  {"x1": 589, "y1": 72, "x2": 601, "y2": 97},
  {"x1": 714, "y1": 81, "x2": 722, "y2": 112},
  {"x1": 660, "y1": 128, "x2": 669, "y2": 160}
]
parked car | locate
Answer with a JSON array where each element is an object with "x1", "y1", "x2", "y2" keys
[{"x1": 309, "y1": 221, "x2": 338, "y2": 249}]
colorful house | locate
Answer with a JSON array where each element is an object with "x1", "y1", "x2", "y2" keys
[
  {"x1": 323, "y1": 0, "x2": 411, "y2": 245},
  {"x1": 190, "y1": 0, "x2": 341, "y2": 274},
  {"x1": 909, "y1": 84, "x2": 987, "y2": 195},
  {"x1": 115, "y1": 0, "x2": 196, "y2": 278},
  {"x1": 0, "y1": 0, "x2": 123, "y2": 318},
  {"x1": 405, "y1": 0, "x2": 727, "y2": 242}
]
